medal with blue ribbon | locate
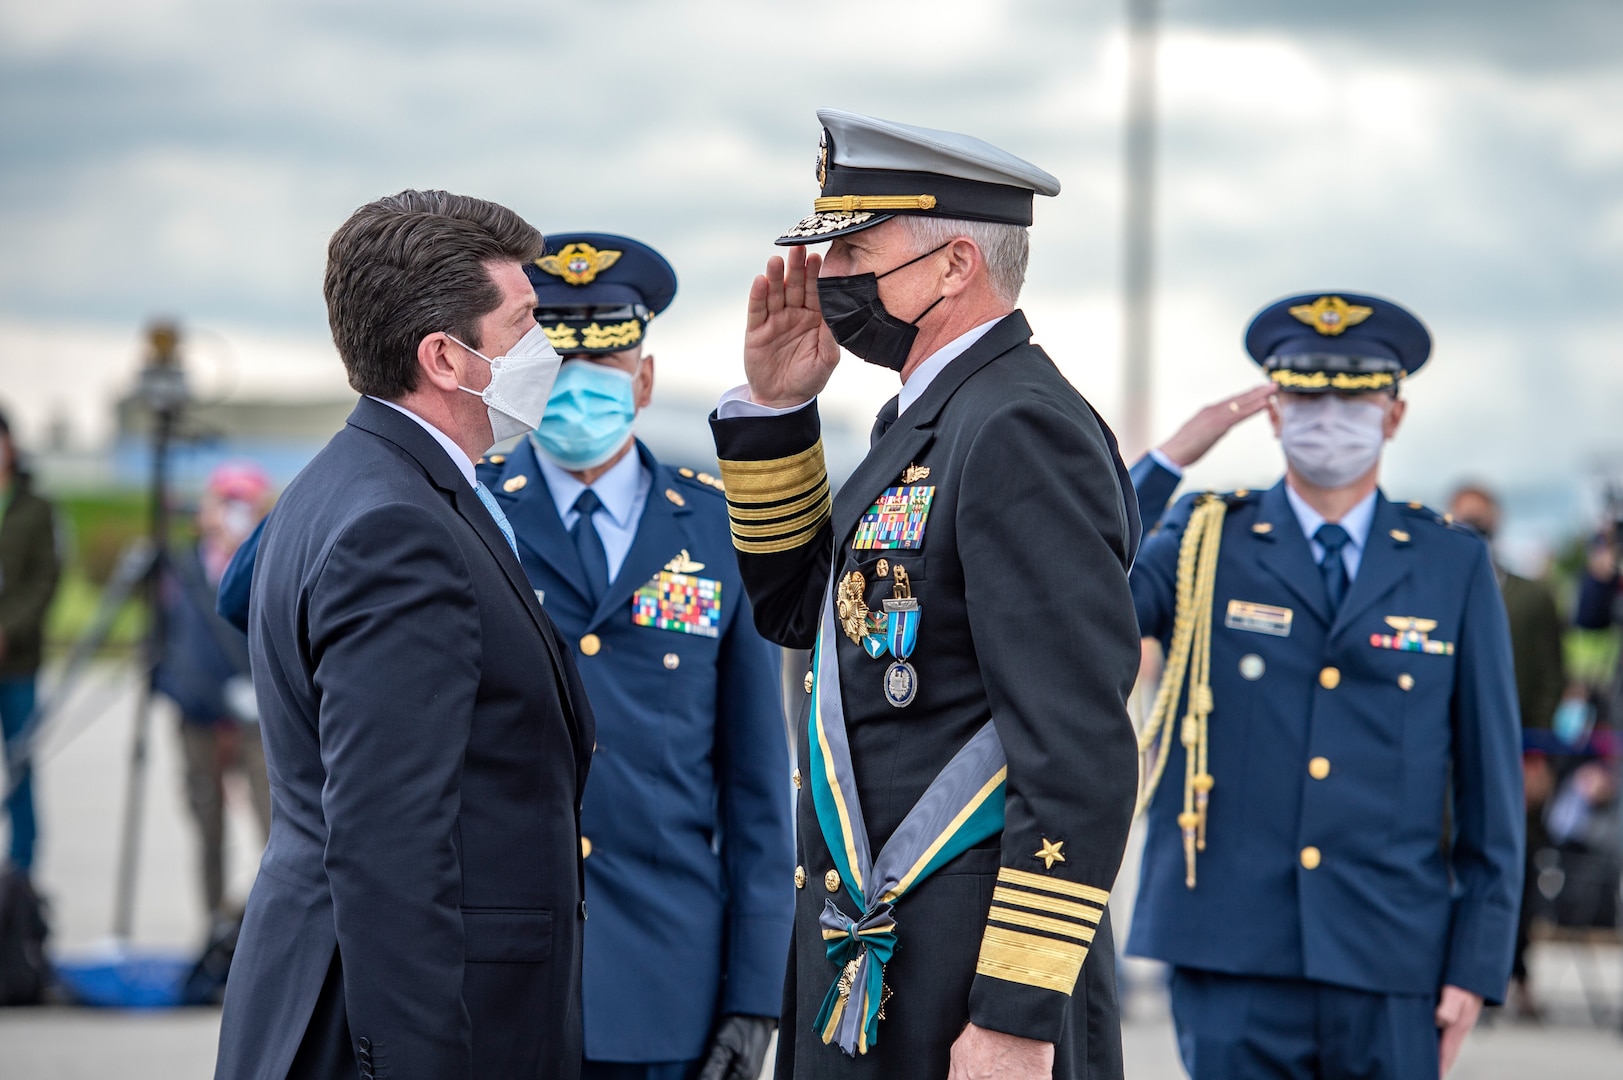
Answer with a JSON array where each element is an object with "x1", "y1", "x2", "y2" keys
[
  {"x1": 880, "y1": 566, "x2": 920, "y2": 708},
  {"x1": 806, "y1": 573, "x2": 1006, "y2": 1056}
]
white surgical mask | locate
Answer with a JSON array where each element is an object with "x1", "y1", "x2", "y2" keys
[
  {"x1": 1278, "y1": 394, "x2": 1388, "y2": 489},
  {"x1": 447, "y1": 323, "x2": 563, "y2": 446}
]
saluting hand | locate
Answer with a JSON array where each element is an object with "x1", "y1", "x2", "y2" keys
[
  {"x1": 743, "y1": 245, "x2": 840, "y2": 410},
  {"x1": 1156, "y1": 384, "x2": 1277, "y2": 468}
]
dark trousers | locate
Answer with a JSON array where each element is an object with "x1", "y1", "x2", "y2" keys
[
  {"x1": 0, "y1": 678, "x2": 38, "y2": 871},
  {"x1": 581, "y1": 1060, "x2": 699, "y2": 1080},
  {"x1": 1169, "y1": 968, "x2": 1439, "y2": 1080}
]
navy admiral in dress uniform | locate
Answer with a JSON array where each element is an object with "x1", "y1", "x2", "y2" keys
[
  {"x1": 478, "y1": 233, "x2": 794, "y2": 1080},
  {"x1": 1126, "y1": 294, "x2": 1524, "y2": 1079},
  {"x1": 709, "y1": 109, "x2": 1142, "y2": 1080}
]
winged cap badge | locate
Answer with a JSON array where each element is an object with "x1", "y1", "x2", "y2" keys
[
  {"x1": 663, "y1": 549, "x2": 706, "y2": 574},
  {"x1": 535, "y1": 242, "x2": 623, "y2": 287},
  {"x1": 1289, "y1": 295, "x2": 1374, "y2": 336}
]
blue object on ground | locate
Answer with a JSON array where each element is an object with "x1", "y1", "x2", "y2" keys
[{"x1": 53, "y1": 949, "x2": 195, "y2": 1008}]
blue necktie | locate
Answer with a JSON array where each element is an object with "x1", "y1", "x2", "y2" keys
[
  {"x1": 1315, "y1": 523, "x2": 1352, "y2": 613},
  {"x1": 473, "y1": 481, "x2": 519, "y2": 558},
  {"x1": 572, "y1": 489, "x2": 610, "y2": 607}
]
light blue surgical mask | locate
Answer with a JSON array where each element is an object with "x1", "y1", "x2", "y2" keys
[{"x1": 532, "y1": 359, "x2": 639, "y2": 471}]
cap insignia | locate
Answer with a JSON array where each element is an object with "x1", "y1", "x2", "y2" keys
[
  {"x1": 1289, "y1": 296, "x2": 1374, "y2": 337},
  {"x1": 535, "y1": 242, "x2": 622, "y2": 287},
  {"x1": 816, "y1": 129, "x2": 830, "y2": 187}
]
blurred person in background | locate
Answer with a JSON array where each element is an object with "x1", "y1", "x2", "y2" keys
[
  {"x1": 155, "y1": 462, "x2": 275, "y2": 927},
  {"x1": 1126, "y1": 295, "x2": 1523, "y2": 1079},
  {"x1": 479, "y1": 233, "x2": 792, "y2": 1080},
  {"x1": 0, "y1": 404, "x2": 61, "y2": 880},
  {"x1": 1447, "y1": 483, "x2": 1566, "y2": 1017}
]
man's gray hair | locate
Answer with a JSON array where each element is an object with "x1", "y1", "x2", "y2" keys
[{"x1": 900, "y1": 216, "x2": 1029, "y2": 306}]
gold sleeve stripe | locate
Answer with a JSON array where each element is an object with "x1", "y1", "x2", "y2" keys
[
  {"x1": 723, "y1": 479, "x2": 831, "y2": 522},
  {"x1": 731, "y1": 516, "x2": 831, "y2": 555},
  {"x1": 716, "y1": 441, "x2": 828, "y2": 501},
  {"x1": 726, "y1": 494, "x2": 833, "y2": 537},
  {"x1": 997, "y1": 867, "x2": 1111, "y2": 906},
  {"x1": 987, "y1": 905, "x2": 1098, "y2": 943},
  {"x1": 975, "y1": 925, "x2": 1088, "y2": 995},
  {"x1": 991, "y1": 887, "x2": 1103, "y2": 925}
]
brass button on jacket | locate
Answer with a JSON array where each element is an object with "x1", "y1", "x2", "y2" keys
[
  {"x1": 1308, "y1": 757, "x2": 1331, "y2": 780},
  {"x1": 795, "y1": 866, "x2": 807, "y2": 890},
  {"x1": 824, "y1": 869, "x2": 842, "y2": 893},
  {"x1": 580, "y1": 634, "x2": 601, "y2": 656},
  {"x1": 1300, "y1": 846, "x2": 1322, "y2": 870},
  {"x1": 1319, "y1": 666, "x2": 1341, "y2": 690}
]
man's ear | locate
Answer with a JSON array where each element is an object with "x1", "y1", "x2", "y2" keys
[
  {"x1": 635, "y1": 354, "x2": 656, "y2": 411},
  {"x1": 1384, "y1": 396, "x2": 1407, "y2": 439},
  {"x1": 939, "y1": 237, "x2": 983, "y2": 298},
  {"x1": 417, "y1": 332, "x2": 465, "y2": 393}
]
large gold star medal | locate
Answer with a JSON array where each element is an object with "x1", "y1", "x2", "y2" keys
[
  {"x1": 1289, "y1": 295, "x2": 1374, "y2": 336},
  {"x1": 535, "y1": 242, "x2": 622, "y2": 287}
]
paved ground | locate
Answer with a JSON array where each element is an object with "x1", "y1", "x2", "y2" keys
[{"x1": 1, "y1": 664, "x2": 1619, "y2": 1077}]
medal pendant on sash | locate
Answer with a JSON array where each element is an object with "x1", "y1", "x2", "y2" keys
[{"x1": 881, "y1": 597, "x2": 920, "y2": 708}]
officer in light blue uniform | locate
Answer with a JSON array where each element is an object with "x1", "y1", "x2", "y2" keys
[
  {"x1": 478, "y1": 233, "x2": 793, "y2": 1080},
  {"x1": 1125, "y1": 294, "x2": 1523, "y2": 1080}
]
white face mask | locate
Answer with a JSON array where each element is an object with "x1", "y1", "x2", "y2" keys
[
  {"x1": 1278, "y1": 394, "x2": 1388, "y2": 489},
  {"x1": 447, "y1": 323, "x2": 563, "y2": 446}
]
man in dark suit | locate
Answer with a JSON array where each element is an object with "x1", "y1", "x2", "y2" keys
[
  {"x1": 214, "y1": 190, "x2": 594, "y2": 1080},
  {"x1": 1127, "y1": 294, "x2": 1523, "y2": 1079},
  {"x1": 709, "y1": 110, "x2": 1142, "y2": 1080},
  {"x1": 480, "y1": 232, "x2": 793, "y2": 1080}
]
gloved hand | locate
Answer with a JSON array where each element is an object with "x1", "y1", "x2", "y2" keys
[{"x1": 696, "y1": 1014, "x2": 775, "y2": 1080}]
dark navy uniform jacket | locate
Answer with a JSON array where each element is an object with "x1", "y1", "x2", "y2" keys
[
  {"x1": 1125, "y1": 457, "x2": 1524, "y2": 1003},
  {"x1": 479, "y1": 437, "x2": 794, "y2": 1063}
]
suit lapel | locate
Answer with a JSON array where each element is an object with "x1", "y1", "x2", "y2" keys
[
  {"x1": 1329, "y1": 492, "x2": 1412, "y2": 642},
  {"x1": 1249, "y1": 481, "x2": 1334, "y2": 629},
  {"x1": 588, "y1": 448, "x2": 692, "y2": 632},
  {"x1": 831, "y1": 311, "x2": 1034, "y2": 542}
]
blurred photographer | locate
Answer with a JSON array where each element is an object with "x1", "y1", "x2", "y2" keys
[
  {"x1": 154, "y1": 462, "x2": 273, "y2": 925},
  {"x1": 0, "y1": 405, "x2": 61, "y2": 880}
]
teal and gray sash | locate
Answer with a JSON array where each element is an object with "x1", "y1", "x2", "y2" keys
[{"x1": 807, "y1": 581, "x2": 1007, "y2": 1056}]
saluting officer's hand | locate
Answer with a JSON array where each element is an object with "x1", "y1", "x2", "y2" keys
[
  {"x1": 1435, "y1": 984, "x2": 1483, "y2": 1077},
  {"x1": 743, "y1": 245, "x2": 840, "y2": 410},
  {"x1": 1156, "y1": 384, "x2": 1277, "y2": 469},
  {"x1": 948, "y1": 1022, "x2": 1054, "y2": 1080}
]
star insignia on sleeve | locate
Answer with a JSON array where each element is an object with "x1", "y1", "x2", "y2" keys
[{"x1": 1033, "y1": 838, "x2": 1066, "y2": 870}]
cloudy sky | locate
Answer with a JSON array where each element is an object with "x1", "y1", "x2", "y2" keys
[{"x1": 2, "y1": 0, "x2": 1619, "y2": 536}]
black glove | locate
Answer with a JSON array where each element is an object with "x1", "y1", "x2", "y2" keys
[{"x1": 696, "y1": 1014, "x2": 775, "y2": 1080}]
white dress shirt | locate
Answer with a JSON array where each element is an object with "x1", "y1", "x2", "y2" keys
[
  {"x1": 715, "y1": 316, "x2": 1004, "y2": 421},
  {"x1": 367, "y1": 396, "x2": 476, "y2": 487},
  {"x1": 1284, "y1": 483, "x2": 1379, "y2": 581},
  {"x1": 532, "y1": 439, "x2": 651, "y2": 584}
]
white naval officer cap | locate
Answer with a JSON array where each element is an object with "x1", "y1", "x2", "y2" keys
[{"x1": 776, "y1": 107, "x2": 1062, "y2": 246}]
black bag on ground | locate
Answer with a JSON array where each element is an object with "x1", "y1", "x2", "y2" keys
[{"x1": 0, "y1": 867, "x2": 51, "y2": 1005}]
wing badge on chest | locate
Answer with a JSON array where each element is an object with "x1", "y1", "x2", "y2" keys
[
  {"x1": 631, "y1": 550, "x2": 721, "y2": 638},
  {"x1": 1371, "y1": 616, "x2": 1454, "y2": 655}
]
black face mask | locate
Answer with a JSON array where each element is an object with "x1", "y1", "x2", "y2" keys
[{"x1": 816, "y1": 243, "x2": 949, "y2": 371}]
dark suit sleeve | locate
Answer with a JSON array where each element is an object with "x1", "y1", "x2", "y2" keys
[
  {"x1": 1128, "y1": 454, "x2": 1182, "y2": 531},
  {"x1": 958, "y1": 400, "x2": 1141, "y2": 1044},
  {"x1": 1444, "y1": 542, "x2": 1526, "y2": 1003},
  {"x1": 1127, "y1": 493, "x2": 1201, "y2": 646},
  {"x1": 306, "y1": 501, "x2": 480, "y2": 1075},
  {"x1": 1510, "y1": 577, "x2": 1566, "y2": 730},
  {"x1": 215, "y1": 516, "x2": 265, "y2": 634},
  {"x1": 709, "y1": 402, "x2": 833, "y2": 648},
  {"x1": 1574, "y1": 565, "x2": 1618, "y2": 630},
  {"x1": 715, "y1": 584, "x2": 796, "y2": 1017},
  {"x1": 0, "y1": 495, "x2": 60, "y2": 653}
]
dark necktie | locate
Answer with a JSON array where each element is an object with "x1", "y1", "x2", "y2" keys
[
  {"x1": 870, "y1": 395, "x2": 900, "y2": 448},
  {"x1": 1315, "y1": 523, "x2": 1352, "y2": 613},
  {"x1": 572, "y1": 489, "x2": 610, "y2": 607}
]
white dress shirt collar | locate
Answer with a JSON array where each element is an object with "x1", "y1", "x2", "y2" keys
[
  {"x1": 897, "y1": 317, "x2": 1002, "y2": 416},
  {"x1": 367, "y1": 396, "x2": 476, "y2": 488}
]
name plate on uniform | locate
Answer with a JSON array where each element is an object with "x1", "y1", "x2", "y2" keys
[
  {"x1": 852, "y1": 486, "x2": 935, "y2": 550},
  {"x1": 632, "y1": 571, "x2": 722, "y2": 638},
  {"x1": 1224, "y1": 600, "x2": 1293, "y2": 637}
]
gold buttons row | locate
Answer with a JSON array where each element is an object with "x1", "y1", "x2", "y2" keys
[{"x1": 793, "y1": 866, "x2": 844, "y2": 893}]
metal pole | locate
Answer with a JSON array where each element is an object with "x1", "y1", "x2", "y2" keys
[
  {"x1": 111, "y1": 324, "x2": 185, "y2": 939},
  {"x1": 1121, "y1": 0, "x2": 1160, "y2": 459}
]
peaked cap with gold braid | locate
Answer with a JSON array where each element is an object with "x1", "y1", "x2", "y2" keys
[
  {"x1": 1244, "y1": 292, "x2": 1431, "y2": 395},
  {"x1": 524, "y1": 231, "x2": 677, "y2": 356}
]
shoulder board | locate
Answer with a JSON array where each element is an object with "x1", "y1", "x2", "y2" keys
[
  {"x1": 673, "y1": 466, "x2": 727, "y2": 496},
  {"x1": 1399, "y1": 500, "x2": 1473, "y2": 533},
  {"x1": 1216, "y1": 488, "x2": 1259, "y2": 508}
]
